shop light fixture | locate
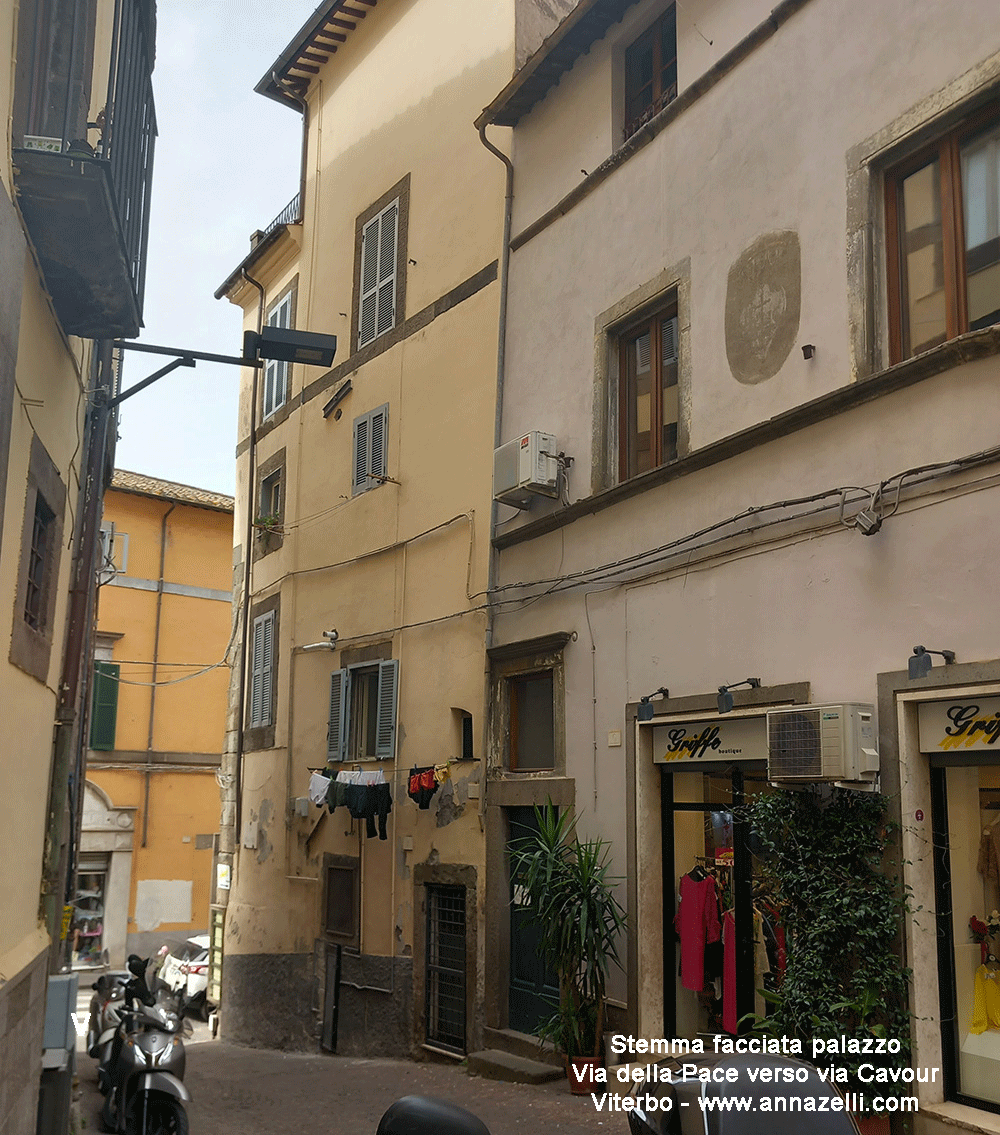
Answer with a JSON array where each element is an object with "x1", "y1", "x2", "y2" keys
[
  {"x1": 908, "y1": 645, "x2": 956, "y2": 680},
  {"x1": 717, "y1": 677, "x2": 761, "y2": 714},
  {"x1": 637, "y1": 686, "x2": 670, "y2": 721}
]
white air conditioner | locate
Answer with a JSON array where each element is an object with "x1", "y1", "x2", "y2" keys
[
  {"x1": 493, "y1": 431, "x2": 559, "y2": 509},
  {"x1": 766, "y1": 704, "x2": 879, "y2": 787}
]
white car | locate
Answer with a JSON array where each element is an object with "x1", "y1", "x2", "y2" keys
[{"x1": 157, "y1": 935, "x2": 212, "y2": 1017}]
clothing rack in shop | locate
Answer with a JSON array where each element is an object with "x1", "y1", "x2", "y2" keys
[{"x1": 695, "y1": 855, "x2": 733, "y2": 869}]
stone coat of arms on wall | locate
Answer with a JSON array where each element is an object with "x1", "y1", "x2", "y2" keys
[{"x1": 725, "y1": 231, "x2": 801, "y2": 385}]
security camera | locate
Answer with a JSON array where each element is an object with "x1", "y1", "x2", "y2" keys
[{"x1": 322, "y1": 629, "x2": 339, "y2": 644}]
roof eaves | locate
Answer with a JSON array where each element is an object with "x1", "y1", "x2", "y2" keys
[
  {"x1": 214, "y1": 224, "x2": 289, "y2": 301},
  {"x1": 255, "y1": 0, "x2": 376, "y2": 108},
  {"x1": 476, "y1": 0, "x2": 640, "y2": 129}
]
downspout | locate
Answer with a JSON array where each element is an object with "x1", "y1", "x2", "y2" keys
[
  {"x1": 233, "y1": 269, "x2": 266, "y2": 844},
  {"x1": 142, "y1": 500, "x2": 175, "y2": 848},
  {"x1": 476, "y1": 120, "x2": 514, "y2": 828}
]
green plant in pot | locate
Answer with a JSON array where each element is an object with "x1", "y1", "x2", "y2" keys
[{"x1": 509, "y1": 803, "x2": 626, "y2": 1091}]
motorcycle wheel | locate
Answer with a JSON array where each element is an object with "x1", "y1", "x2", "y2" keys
[{"x1": 125, "y1": 1091, "x2": 189, "y2": 1135}]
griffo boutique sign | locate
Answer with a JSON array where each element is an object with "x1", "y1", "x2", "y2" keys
[
  {"x1": 918, "y1": 697, "x2": 1000, "y2": 753},
  {"x1": 651, "y1": 716, "x2": 767, "y2": 764}
]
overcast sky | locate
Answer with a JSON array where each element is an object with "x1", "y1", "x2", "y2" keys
[{"x1": 112, "y1": 0, "x2": 319, "y2": 496}]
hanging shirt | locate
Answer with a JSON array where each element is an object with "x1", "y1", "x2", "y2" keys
[
  {"x1": 674, "y1": 873, "x2": 720, "y2": 992},
  {"x1": 308, "y1": 771, "x2": 332, "y2": 806},
  {"x1": 971, "y1": 964, "x2": 1000, "y2": 1034}
]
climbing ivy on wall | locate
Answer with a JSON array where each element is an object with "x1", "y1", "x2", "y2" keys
[{"x1": 746, "y1": 788, "x2": 912, "y2": 1077}]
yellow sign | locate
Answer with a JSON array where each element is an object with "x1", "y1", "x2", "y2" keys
[
  {"x1": 60, "y1": 904, "x2": 74, "y2": 940},
  {"x1": 918, "y1": 697, "x2": 1000, "y2": 753}
]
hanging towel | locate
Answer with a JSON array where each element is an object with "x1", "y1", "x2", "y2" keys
[{"x1": 309, "y1": 771, "x2": 332, "y2": 806}]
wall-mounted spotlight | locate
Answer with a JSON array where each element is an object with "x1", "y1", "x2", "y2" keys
[
  {"x1": 301, "y1": 630, "x2": 339, "y2": 653},
  {"x1": 637, "y1": 686, "x2": 670, "y2": 721},
  {"x1": 322, "y1": 629, "x2": 339, "y2": 644},
  {"x1": 908, "y1": 645, "x2": 956, "y2": 680},
  {"x1": 717, "y1": 677, "x2": 761, "y2": 714}
]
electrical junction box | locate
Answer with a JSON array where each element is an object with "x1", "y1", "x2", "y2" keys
[
  {"x1": 766, "y1": 703, "x2": 879, "y2": 788},
  {"x1": 493, "y1": 431, "x2": 559, "y2": 509}
]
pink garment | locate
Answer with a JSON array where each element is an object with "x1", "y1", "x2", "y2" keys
[
  {"x1": 722, "y1": 910, "x2": 737, "y2": 1033},
  {"x1": 674, "y1": 873, "x2": 720, "y2": 991}
]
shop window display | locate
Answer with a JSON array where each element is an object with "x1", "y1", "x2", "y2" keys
[
  {"x1": 73, "y1": 869, "x2": 107, "y2": 966},
  {"x1": 943, "y1": 765, "x2": 1000, "y2": 1108}
]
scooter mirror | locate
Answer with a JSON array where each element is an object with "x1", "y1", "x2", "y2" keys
[
  {"x1": 126, "y1": 955, "x2": 148, "y2": 977},
  {"x1": 376, "y1": 1097, "x2": 491, "y2": 1135}
]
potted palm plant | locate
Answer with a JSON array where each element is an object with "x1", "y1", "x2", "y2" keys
[{"x1": 509, "y1": 803, "x2": 626, "y2": 1093}]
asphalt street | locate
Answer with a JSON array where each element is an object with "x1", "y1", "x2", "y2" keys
[{"x1": 72, "y1": 989, "x2": 624, "y2": 1134}]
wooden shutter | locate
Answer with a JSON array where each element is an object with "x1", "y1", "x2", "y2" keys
[
  {"x1": 375, "y1": 659, "x2": 399, "y2": 759},
  {"x1": 250, "y1": 611, "x2": 274, "y2": 728},
  {"x1": 328, "y1": 669, "x2": 349, "y2": 761},
  {"x1": 353, "y1": 413, "x2": 369, "y2": 494},
  {"x1": 89, "y1": 662, "x2": 119, "y2": 751},
  {"x1": 369, "y1": 405, "x2": 387, "y2": 480},
  {"x1": 662, "y1": 314, "x2": 678, "y2": 364},
  {"x1": 358, "y1": 200, "x2": 398, "y2": 347}
]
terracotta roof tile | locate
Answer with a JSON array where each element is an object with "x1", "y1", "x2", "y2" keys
[{"x1": 110, "y1": 469, "x2": 234, "y2": 512}]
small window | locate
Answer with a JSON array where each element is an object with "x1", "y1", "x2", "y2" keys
[
  {"x1": 263, "y1": 291, "x2": 293, "y2": 419},
  {"x1": 249, "y1": 610, "x2": 275, "y2": 728},
  {"x1": 358, "y1": 200, "x2": 399, "y2": 348},
  {"x1": 24, "y1": 493, "x2": 55, "y2": 630},
  {"x1": 352, "y1": 404, "x2": 388, "y2": 495},
  {"x1": 510, "y1": 671, "x2": 555, "y2": 771},
  {"x1": 886, "y1": 104, "x2": 1000, "y2": 362},
  {"x1": 89, "y1": 662, "x2": 119, "y2": 750},
  {"x1": 328, "y1": 659, "x2": 400, "y2": 761},
  {"x1": 619, "y1": 305, "x2": 679, "y2": 480},
  {"x1": 259, "y1": 470, "x2": 281, "y2": 523},
  {"x1": 624, "y1": 6, "x2": 677, "y2": 141}
]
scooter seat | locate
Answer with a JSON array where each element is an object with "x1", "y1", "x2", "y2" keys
[{"x1": 376, "y1": 1096, "x2": 492, "y2": 1135}]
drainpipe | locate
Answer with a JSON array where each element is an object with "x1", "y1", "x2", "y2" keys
[
  {"x1": 142, "y1": 500, "x2": 175, "y2": 848},
  {"x1": 232, "y1": 269, "x2": 266, "y2": 846},
  {"x1": 476, "y1": 120, "x2": 514, "y2": 827},
  {"x1": 273, "y1": 72, "x2": 309, "y2": 224}
]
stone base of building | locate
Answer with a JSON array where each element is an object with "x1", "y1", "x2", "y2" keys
[{"x1": 0, "y1": 946, "x2": 49, "y2": 1135}]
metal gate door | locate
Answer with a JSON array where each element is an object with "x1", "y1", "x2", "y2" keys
[{"x1": 425, "y1": 885, "x2": 466, "y2": 1053}]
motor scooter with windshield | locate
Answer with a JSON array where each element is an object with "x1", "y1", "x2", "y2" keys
[{"x1": 99, "y1": 955, "x2": 191, "y2": 1135}]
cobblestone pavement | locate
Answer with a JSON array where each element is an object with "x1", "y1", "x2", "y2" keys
[{"x1": 74, "y1": 1022, "x2": 628, "y2": 1134}]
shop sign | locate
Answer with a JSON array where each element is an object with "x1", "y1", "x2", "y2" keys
[
  {"x1": 918, "y1": 697, "x2": 1000, "y2": 753},
  {"x1": 652, "y1": 715, "x2": 767, "y2": 763}
]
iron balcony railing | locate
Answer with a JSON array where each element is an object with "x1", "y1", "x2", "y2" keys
[{"x1": 263, "y1": 193, "x2": 303, "y2": 239}]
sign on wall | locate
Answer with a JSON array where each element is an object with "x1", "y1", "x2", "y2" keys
[
  {"x1": 651, "y1": 715, "x2": 767, "y2": 764},
  {"x1": 918, "y1": 697, "x2": 1000, "y2": 754}
]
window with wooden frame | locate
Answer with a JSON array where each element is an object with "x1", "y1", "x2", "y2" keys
[
  {"x1": 509, "y1": 671, "x2": 555, "y2": 771},
  {"x1": 619, "y1": 303, "x2": 679, "y2": 481},
  {"x1": 262, "y1": 290, "x2": 293, "y2": 420},
  {"x1": 358, "y1": 199, "x2": 399, "y2": 348},
  {"x1": 886, "y1": 104, "x2": 1000, "y2": 363},
  {"x1": 624, "y1": 5, "x2": 677, "y2": 142},
  {"x1": 324, "y1": 859, "x2": 360, "y2": 949},
  {"x1": 328, "y1": 659, "x2": 400, "y2": 762},
  {"x1": 24, "y1": 492, "x2": 55, "y2": 630},
  {"x1": 352, "y1": 404, "x2": 388, "y2": 495},
  {"x1": 249, "y1": 610, "x2": 275, "y2": 729}
]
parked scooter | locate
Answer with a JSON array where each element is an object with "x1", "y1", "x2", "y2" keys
[
  {"x1": 87, "y1": 970, "x2": 130, "y2": 1070},
  {"x1": 99, "y1": 955, "x2": 191, "y2": 1134}
]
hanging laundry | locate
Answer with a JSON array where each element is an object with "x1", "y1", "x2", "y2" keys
[
  {"x1": 433, "y1": 763, "x2": 451, "y2": 785},
  {"x1": 674, "y1": 869, "x2": 721, "y2": 992},
  {"x1": 408, "y1": 767, "x2": 439, "y2": 809},
  {"x1": 309, "y1": 771, "x2": 332, "y2": 806}
]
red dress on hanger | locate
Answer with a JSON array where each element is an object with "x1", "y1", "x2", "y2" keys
[{"x1": 674, "y1": 872, "x2": 721, "y2": 991}]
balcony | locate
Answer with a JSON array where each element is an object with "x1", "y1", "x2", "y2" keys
[{"x1": 12, "y1": 0, "x2": 157, "y2": 340}]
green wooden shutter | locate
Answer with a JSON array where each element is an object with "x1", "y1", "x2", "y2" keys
[
  {"x1": 89, "y1": 662, "x2": 119, "y2": 751},
  {"x1": 375, "y1": 659, "x2": 399, "y2": 759}
]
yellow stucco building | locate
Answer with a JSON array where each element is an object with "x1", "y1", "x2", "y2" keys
[
  {"x1": 211, "y1": 0, "x2": 579, "y2": 1058},
  {"x1": 81, "y1": 471, "x2": 234, "y2": 968}
]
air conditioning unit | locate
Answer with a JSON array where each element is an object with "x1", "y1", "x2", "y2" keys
[
  {"x1": 493, "y1": 432, "x2": 559, "y2": 509},
  {"x1": 766, "y1": 704, "x2": 879, "y2": 787}
]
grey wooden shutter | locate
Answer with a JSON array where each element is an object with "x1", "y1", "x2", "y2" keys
[
  {"x1": 353, "y1": 413, "x2": 369, "y2": 494},
  {"x1": 250, "y1": 611, "x2": 274, "y2": 727},
  {"x1": 662, "y1": 314, "x2": 678, "y2": 364},
  {"x1": 359, "y1": 215, "x2": 379, "y2": 346},
  {"x1": 375, "y1": 658, "x2": 399, "y2": 759},
  {"x1": 369, "y1": 405, "x2": 387, "y2": 480},
  {"x1": 89, "y1": 662, "x2": 119, "y2": 750},
  {"x1": 328, "y1": 668, "x2": 349, "y2": 761},
  {"x1": 376, "y1": 202, "x2": 398, "y2": 337}
]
